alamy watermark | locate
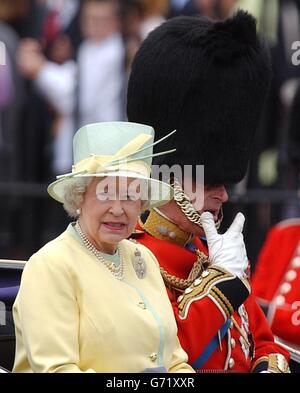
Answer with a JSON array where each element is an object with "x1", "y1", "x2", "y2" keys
[
  {"x1": 0, "y1": 301, "x2": 6, "y2": 326},
  {"x1": 291, "y1": 41, "x2": 300, "y2": 65},
  {"x1": 0, "y1": 41, "x2": 6, "y2": 66},
  {"x1": 291, "y1": 301, "x2": 300, "y2": 326},
  {"x1": 94, "y1": 164, "x2": 205, "y2": 210}
]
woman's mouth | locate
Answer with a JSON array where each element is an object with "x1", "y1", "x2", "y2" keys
[{"x1": 103, "y1": 222, "x2": 126, "y2": 231}]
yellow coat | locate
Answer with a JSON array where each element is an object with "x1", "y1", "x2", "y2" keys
[{"x1": 13, "y1": 223, "x2": 192, "y2": 373}]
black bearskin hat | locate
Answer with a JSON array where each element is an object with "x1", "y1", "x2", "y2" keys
[{"x1": 127, "y1": 11, "x2": 272, "y2": 185}]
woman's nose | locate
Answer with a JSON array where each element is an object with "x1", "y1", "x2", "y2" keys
[{"x1": 109, "y1": 199, "x2": 124, "y2": 216}]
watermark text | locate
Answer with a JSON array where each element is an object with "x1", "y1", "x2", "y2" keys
[
  {"x1": 0, "y1": 301, "x2": 6, "y2": 326},
  {"x1": 291, "y1": 41, "x2": 300, "y2": 65},
  {"x1": 0, "y1": 41, "x2": 5, "y2": 65},
  {"x1": 292, "y1": 301, "x2": 300, "y2": 326}
]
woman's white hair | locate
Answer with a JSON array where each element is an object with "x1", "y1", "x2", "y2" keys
[
  {"x1": 63, "y1": 177, "x2": 93, "y2": 218},
  {"x1": 62, "y1": 177, "x2": 150, "y2": 218}
]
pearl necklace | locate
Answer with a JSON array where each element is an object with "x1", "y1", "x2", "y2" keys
[{"x1": 75, "y1": 221, "x2": 124, "y2": 280}]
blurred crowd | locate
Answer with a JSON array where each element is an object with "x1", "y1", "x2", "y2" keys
[{"x1": 1, "y1": 0, "x2": 300, "y2": 262}]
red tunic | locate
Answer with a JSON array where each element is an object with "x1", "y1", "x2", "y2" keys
[
  {"x1": 252, "y1": 218, "x2": 300, "y2": 347},
  {"x1": 136, "y1": 225, "x2": 289, "y2": 372}
]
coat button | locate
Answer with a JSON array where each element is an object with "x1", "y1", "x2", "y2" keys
[
  {"x1": 177, "y1": 295, "x2": 183, "y2": 303},
  {"x1": 194, "y1": 278, "x2": 202, "y2": 286},
  {"x1": 156, "y1": 225, "x2": 168, "y2": 235},
  {"x1": 149, "y1": 353, "x2": 158, "y2": 362},
  {"x1": 184, "y1": 287, "x2": 193, "y2": 294},
  {"x1": 275, "y1": 295, "x2": 285, "y2": 306},
  {"x1": 285, "y1": 270, "x2": 297, "y2": 281},
  {"x1": 229, "y1": 358, "x2": 235, "y2": 369},
  {"x1": 230, "y1": 338, "x2": 236, "y2": 348},
  {"x1": 168, "y1": 231, "x2": 176, "y2": 239},
  {"x1": 292, "y1": 256, "x2": 300, "y2": 268},
  {"x1": 279, "y1": 282, "x2": 291, "y2": 294}
]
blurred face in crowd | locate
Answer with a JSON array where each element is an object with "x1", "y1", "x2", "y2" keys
[
  {"x1": 80, "y1": 0, "x2": 120, "y2": 42},
  {"x1": 79, "y1": 177, "x2": 142, "y2": 254},
  {"x1": 195, "y1": 0, "x2": 237, "y2": 19},
  {"x1": 46, "y1": 35, "x2": 73, "y2": 64},
  {"x1": 0, "y1": 0, "x2": 29, "y2": 22}
]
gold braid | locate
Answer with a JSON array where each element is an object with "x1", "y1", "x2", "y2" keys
[
  {"x1": 171, "y1": 178, "x2": 223, "y2": 230},
  {"x1": 160, "y1": 250, "x2": 211, "y2": 293}
]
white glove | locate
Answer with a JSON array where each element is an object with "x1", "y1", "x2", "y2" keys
[{"x1": 200, "y1": 212, "x2": 248, "y2": 279}]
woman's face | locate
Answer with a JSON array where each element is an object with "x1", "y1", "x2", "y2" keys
[{"x1": 79, "y1": 177, "x2": 142, "y2": 253}]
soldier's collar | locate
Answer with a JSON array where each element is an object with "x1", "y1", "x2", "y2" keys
[{"x1": 138, "y1": 208, "x2": 193, "y2": 247}]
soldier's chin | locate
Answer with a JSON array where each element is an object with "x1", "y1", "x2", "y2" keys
[
  {"x1": 215, "y1": 210, "x2": 222, "y2": 223},
  {"x1": 206, "y1": 210, "x2": 219, "y2": 222},
  {"x1": 215, "y1": 210, "x2": 223, "y2": 230}
]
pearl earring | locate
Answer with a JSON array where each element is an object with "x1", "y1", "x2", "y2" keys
[{"x1": 76, "y1": 208, "x2": 81, "y2": 216}]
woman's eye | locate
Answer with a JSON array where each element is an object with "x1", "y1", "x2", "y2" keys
[
  {"x1": 96, "y1": 192, "x2": 111, "y2": 200},
  {"x1": 118, "y1": 194, "x2": 138, "y2": 201},
  {"x1": 127, "y1": 194, "x2": 139, "y2": 201},
  {"x1": 96, "y1": 192, "x2": 139, "y2": 201}
]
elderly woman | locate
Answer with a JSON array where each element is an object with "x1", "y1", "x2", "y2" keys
[{"x1": 12, "y1": 122, "x2": 193, "y2": 373}]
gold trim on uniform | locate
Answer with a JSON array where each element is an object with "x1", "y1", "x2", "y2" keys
[
  {"x1": 159, "y1": 252, "x2": 209, "y2": 294},
  {"x1": 251, "y1": 354, "x2": 290, "y2": 373},
  {"x1": 211, "y1": 286, "x2": 234, "y2": 318},
  {"x1": 139, "y1": 208, "x2": 211, "y2": 297},
  {"x1": 177, "y1": 266, "x2": 234, "y2": 320},
  {"x1": 267, "y1": 354, "x2": 291, "y2": 373},
  {"x1": 251, "y1": 356, "x2": 268, "y2": 372},
  {"x1": 139, "y1": 208, "x2": 192, "y2": 247}
]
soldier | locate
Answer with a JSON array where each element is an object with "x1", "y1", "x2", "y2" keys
[
  {"x1": 252, "y1": 84, "x2": 300, "y2": 357},
  {"x1": 127, "y1": 11, "x2": 290, "y2": 372},
  {"x1": 253, "y1": 217, "x2": 300, "y2": 350}
]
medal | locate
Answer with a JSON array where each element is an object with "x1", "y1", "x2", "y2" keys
[{"x1": 133, "y1": 248, "x2": 147, "y2": 279}]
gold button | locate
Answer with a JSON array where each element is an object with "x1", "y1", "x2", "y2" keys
[
  {"x1": 138, "y1": 301, "x2": 146, "y2": 309},
  {"x1": 194, "y1": 278, "x2": 202, "y2": 286},
  {"x1": 177, "y1": 295, "x2": 183, "y2": 303},
  {"x1": 285, "y1": 270, "x2": 297, "y2": 282},
  {"x1": 280, "y1": 282, "x2": 291, "y2": 294},
  {"x1": 156, "y1": 225, "x2": 168, "y2": 235},
  {"x1": 229, "y1": 358, "x2": 235, "y2": 369},
  {"x1": 230, "y1": 338, "x2": 236, "y2": 348},
  {"x1": 149, "y1": 353, "x2": 157, "y2": 362}
]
